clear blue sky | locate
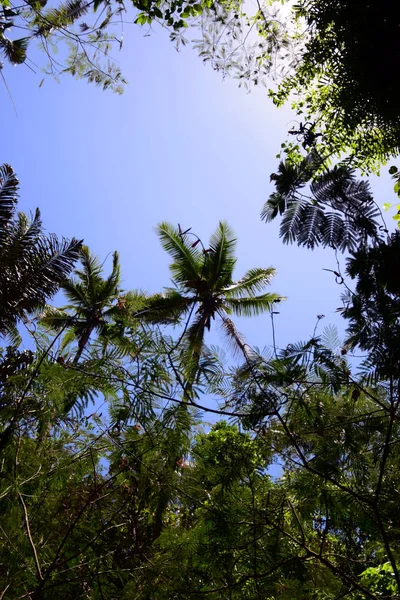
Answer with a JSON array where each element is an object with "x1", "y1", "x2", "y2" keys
[{"x1": 1, "y1": 22, "x2": 395, "y2": 357}]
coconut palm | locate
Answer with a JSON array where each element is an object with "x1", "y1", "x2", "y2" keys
[
  {"x1": 0, "y1": 164, "x2": 82, "y2": 341},
  {"x1": 145, "y1": 221, "x2": 283, "y2": 384},
  {"x1": 41, "y1": 246, "x2": 126, "y2": 363}
]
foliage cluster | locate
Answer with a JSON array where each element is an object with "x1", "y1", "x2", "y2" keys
[
  {"x1": 3, "y1": 0, "x2": 400, "y2": 173},
  {"x1": 0, "y1": 158, "x2": 400, "y2": 599},
  {"x1": 1, "y1": 1, "x2": 400, "y2": 595}
]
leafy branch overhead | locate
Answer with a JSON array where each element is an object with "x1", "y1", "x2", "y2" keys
[
  {"x1": 193, "y1": 0, "x2": 400, "y2": 171},
  {"x1": 0, "y1": 0, "x2": 238, "y2": 91},
  {"x1": 263, "y1": 156, "x2": 386, "y2": 250},
  {"x1": 3, "y1": 0, "x2": 399, "y2": 176}
]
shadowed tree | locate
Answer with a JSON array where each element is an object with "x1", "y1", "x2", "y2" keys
[
  {"x1": 0, "y1": 164, "x2": 82, "y2": 342},
  {"x1": 262, "y1": 160, "x2": 383, "y2": 251}
]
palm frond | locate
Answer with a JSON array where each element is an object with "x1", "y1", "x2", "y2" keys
[
  {"x1": 11, "y1": 208, "x2": 42, "y2": 252},
  {"x1": 75, "y1": 245, "x2": 104, "y2": 302},
  {"x1": 261, "y1": 192, "x2": 286, "y2": 222},
  {"x1": 0, "y1": 173, "x2": 82, "y2": 337},
  {"x1": 123, "y1": 290, "x2": 148, "y2": 312},
  {"x1": 36, "y1": 0, "x2": 90, "y2": 34},
  {"x1": 223, "y1": 267, "x2": 276, "y2": 298},
  {"x1": 154, "y1": 220, "x2": 281, "y2": 375},
  {"x1": 204, "y1": 221, "x2": 237, "y2": 289},
  {"x1": 0, "y1": 219, "x2": 81, "y2": 337},
  {"x1": 3, "y1": 323, "x2": 22, "y2": 347},
  {"x1": 40, "y1": 306, "x2": 72, "y2": 331},
  {"x1": 143, "y1": 290, "x2": 194, "y2": 324},
  {"x1": 59, "y1": 328, "x2": 79, "y2": 351},
  {"x1": 185, "y1": 313, "x2": 207, "y2": 361},
  {"x1": 61, "y1": 277, "x2": 88, "y2": 307},
  {"x1": 29, "y1": 235, "x2": 82, "y2": 302},
  {"x1": 157, "y1": 222, "x2": 202, "y2": 285},
  {"x1": 0, "y1": 164, "x2": 18, "y2": 227},
  {"x1": 0, "y1": 36, "x2": 28, "y2": 65},
  {"x1": 99, "y1": 250, "x2": 121, "y2": 302},
  {"x1": 226, "y1": 293, "x2": 283, "y2": 317}
]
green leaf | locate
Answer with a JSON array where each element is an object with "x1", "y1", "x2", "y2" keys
[
  {"x1": 152, "y1": 6, "x2": 163, "y2": 18},
  {"x1": 135, "y1": 12, "x2": 151, "y2": 25}
]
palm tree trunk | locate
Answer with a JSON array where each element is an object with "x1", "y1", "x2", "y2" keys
[
  {"x1": 73, "y1": 328, "x2": 92, "y2": 364},
  {"x1": 181, "y1": 343, "x2": 203, "y2": 402}
]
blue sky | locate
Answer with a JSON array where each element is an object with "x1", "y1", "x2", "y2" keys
[{"x1": 2, "y1": 21, "x2": 395, "y2": 358}]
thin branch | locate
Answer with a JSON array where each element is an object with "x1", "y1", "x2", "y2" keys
[{"x1": 18, "y1": 492, "x2": 43, "y2": 581}]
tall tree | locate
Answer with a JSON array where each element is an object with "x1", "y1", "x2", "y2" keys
[
  {"x1": 41, "y1": 246, "x2": 124, "y2": 363},
  {"x1": 0, "y1": 164, "x2": 82, "y2": 342},
  {"x1": 145, "y1": 221, "x2": 282, "y2": 388},
  {"x1": 277, "y1": 0, "x2": 400, "y2": 169}
]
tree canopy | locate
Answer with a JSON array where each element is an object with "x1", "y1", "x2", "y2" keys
[
  {"x1": 145, "y1": 221, "x2": 282, "y2": 388},
  {"x1": 0, "y1": 164, "x2": 82, "y2": 343},
  {"x1": 3, "y1": 0, "x2": 399, "y2": 170},
  {"x1": 194, "y1": 0, "x2": 400, "y2": 170},
  {"x1": 2, "y1": 0, "x2": 400, "y2": 594},
  {"x1": 0, "y1": 159, "x2": 400, "y2": 598}
]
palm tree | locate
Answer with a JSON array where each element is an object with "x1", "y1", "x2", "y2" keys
[
  {"x1": 145, "y1": 221, "x2": 283, "y2": 386},
  {"x1": 41, "y1": 246, "x2": 125, "y2": 363},
  {"x1": 0, "y1": 164, "x2": 82, "y2": 341}
]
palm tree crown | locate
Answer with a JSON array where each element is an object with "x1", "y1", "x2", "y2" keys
[
  {"x1": 146, "y1": 221, "x2": 283, "y2": 371},
  {"x1": 0, "y1": 164, "x2": 82, "y2": 341},
  {"x1": 41, "y1": 246, "x2": 124, "y2": 362}
]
